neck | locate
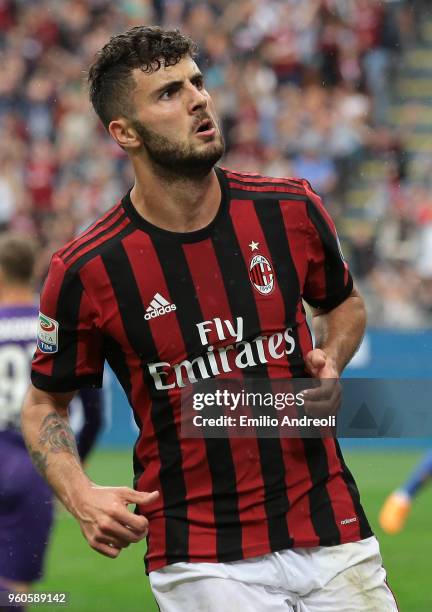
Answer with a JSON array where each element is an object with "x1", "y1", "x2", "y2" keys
[
  {"x1": 130, "y1": 159, "x2": 221, "y2": 233},
  {"x1": 0, "y1": 286, "x2": 34, "y2": 305}
]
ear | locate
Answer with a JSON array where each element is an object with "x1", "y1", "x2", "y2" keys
[{"x1": 108, "y1": 118, "x2": 142, "y2": 150}]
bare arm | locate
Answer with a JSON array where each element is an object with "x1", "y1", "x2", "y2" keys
[
  {"x1": 21, "y1": 385, "x2": 88, "y2": 506},
  {"x1": 21, "y1": 385, "x2": 158, "y2": 558},
  {"x1": 308, "y1": 286, "x2": 367, "y2": 377},
  {"x1": 303, "y1": 287, "x2": 366, "y2": 416}
]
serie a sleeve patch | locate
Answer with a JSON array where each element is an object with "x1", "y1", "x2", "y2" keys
[{"x1": 37, "y1": 312, "x2": 59, "y2": 354}]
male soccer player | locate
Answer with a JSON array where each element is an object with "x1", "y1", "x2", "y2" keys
[
  {"x1": 379, "y1": 449, "x2": 432, "y2": 534},
  {"x1": 0, "y1": 235, "x2": 104, "y2": 611},
  {"x1": 0, "y1": 235, "x2": 54, "y2": 608},
  {"x1": 22, "y1": 27, "x2": 398, "y2": 611},
  {"x1": 75, "y1": 388, "x2": 104, "y2": 462}
]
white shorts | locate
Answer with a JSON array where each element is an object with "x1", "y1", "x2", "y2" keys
[{"x1": 149, "y1": 536, "x2": 398, "y2": 611}]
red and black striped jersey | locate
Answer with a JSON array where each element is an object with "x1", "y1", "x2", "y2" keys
[{"x1": 31, "y1": 167, "x2": 372, "y2": 573}]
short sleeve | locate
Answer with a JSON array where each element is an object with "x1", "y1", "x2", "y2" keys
[
  {"x1": 302, "y1": 180, "x2": 353, "y2": 310},
  {"x1": 31, "y1": 254, "x2": 104, "y2": 392}
]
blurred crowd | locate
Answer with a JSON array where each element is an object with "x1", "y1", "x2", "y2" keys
[{"x1": 0, "y1": 0, "x2": 432, "y2": 326}]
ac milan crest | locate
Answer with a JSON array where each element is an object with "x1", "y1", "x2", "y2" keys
[{"x1": 249, "y1": 254, "x2": 275, "y2": 295}]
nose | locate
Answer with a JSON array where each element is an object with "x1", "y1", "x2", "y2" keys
[{"x1": 187, "y1": 83, "x2": 208, "y2": 114}]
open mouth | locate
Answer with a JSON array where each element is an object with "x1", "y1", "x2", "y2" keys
[{"x1": 196, "y1": 119, "x2": 214, "y2": 133}]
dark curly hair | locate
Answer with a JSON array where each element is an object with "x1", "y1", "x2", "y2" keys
[{"x1": 88, "y1": 26, "x2": 198, "y2": 129}]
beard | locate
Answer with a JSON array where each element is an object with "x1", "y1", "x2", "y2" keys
[{"x1": 131, "y1": 118, "x2": 225, "y2": 180}]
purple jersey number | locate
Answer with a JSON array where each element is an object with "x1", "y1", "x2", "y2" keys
[{"x1": 0, "y1": 305, "x2": 38, "y2": 430}]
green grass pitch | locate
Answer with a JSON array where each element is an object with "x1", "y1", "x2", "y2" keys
[{"x1": 31, "y1": 449, "x2": 432, "y2": 611}]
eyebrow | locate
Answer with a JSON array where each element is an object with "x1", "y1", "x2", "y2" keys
[{"x1": 152, "y1": 72, "x2": 204, "y2": 97}]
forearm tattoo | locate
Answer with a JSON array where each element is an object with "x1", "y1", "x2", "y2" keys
[
  {"x1": 30, "y1": 411, "x2": 79, "y2": 477},
  {"x1": 27, "y1": 445, "x2": 48, "y2": 476}
]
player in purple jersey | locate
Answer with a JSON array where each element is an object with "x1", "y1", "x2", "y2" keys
[
  {"x1": 0, "y1": 235, "x2": 105, "y2": 609},
  {"x1": 76, "y1": 387, "x2": 104, "y2": 463},
  {"x1": 0, "y1": 234, "x2": 54, "y2": 609}
]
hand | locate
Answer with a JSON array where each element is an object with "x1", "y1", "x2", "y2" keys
[
  {"x1": 72, "y1": 485, "x2": 159, "y2": 558},
  {"x1": 303, "y1": 349, "x2": 341, "y2": 418},
  {"x1": 304, "y1": 349, "x2": 338, "y2": 379}
]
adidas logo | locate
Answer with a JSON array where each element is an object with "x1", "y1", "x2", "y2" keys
[{"x1": 144, "y1": 293, "x2": 177, "y2": 320}]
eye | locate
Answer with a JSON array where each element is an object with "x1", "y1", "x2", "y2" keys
[
  {"x1": 193, "y1": 76, "x2": 204, "y2": 90},
  {"x1": 160, "y1": 86, "x2": 179, "y2": 100}
]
